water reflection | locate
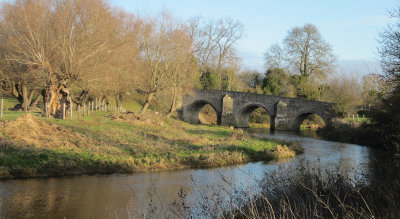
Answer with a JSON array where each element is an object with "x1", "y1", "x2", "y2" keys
[{"x1": 0, "y1": 129, "x2": 377, "y2": 218}]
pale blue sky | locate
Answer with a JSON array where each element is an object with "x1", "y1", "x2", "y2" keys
[{"x1": 111, "y1": 0, "x2": 398, "y2": 74}]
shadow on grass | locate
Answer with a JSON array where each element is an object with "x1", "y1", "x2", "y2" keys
[
  {"x1": 223, "y1": 145, "x2": 266, "y2": 161},
  {"x1": 185, "y1": 127, "x2": 231, "y2": 138}
]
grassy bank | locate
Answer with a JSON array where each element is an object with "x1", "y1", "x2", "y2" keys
[{"x1": 0, "y1": 112, "x2": 302, "y2": 179}]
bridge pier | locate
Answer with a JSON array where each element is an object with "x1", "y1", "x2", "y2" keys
[
  {"x1": 221, "y1": 94, "x2": 235, "y2": 127},
  {"x1": 273, "y1": 100, "x2": 297, "y2": 130}
]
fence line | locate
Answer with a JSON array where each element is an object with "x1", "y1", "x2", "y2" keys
[{"x1": 0, "y1": 98, "x2": 128, "y2": 121}]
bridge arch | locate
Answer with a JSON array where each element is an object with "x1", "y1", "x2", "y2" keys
[
  {"x1": 184, "y1": 100, "x2": 221, "y2": 125},
  {"x1": 236, "y1": 104, "x2": 272, "y2": 128},
  {"x1": 293, "y1": 111, "x2": 328, "y2": 130}
]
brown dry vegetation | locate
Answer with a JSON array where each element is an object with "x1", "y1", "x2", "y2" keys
[
  {"x1": 0, "y1": 112, "x2": 302, "y2": 179},
  {"x1": 1, "y1": 114, "x2": 99, "y2": 149}
]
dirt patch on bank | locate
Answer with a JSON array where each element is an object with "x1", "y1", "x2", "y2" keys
[{"x1": 0, "y1": 114, "x2": 98, "y2": 149}]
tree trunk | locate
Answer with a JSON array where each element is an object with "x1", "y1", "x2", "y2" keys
[
  {"x1": 166, "y1": 87, "x2": 177, "y2": 118},
  {"x1": 11, "y1": 82, "x2": 19, "y2": 99},
  {"x1": 76, "y1": 90, "x2": 89, "y2": 106},
  {"x1": 140, "y1": 92, "x2": 155, "y2": 114},
  {"x1": 9, "y1": 82, "x2": 39, "y2": 111},
  {"x1": 22, "y1": 85, "x2": 28, "y2": 113},
  {"x1": 115, "y1": 95, "x2": 120, "y2": 108},
  {"x1": 26, "y1": 90, "x2": 35, "y2": 108},
  {"x1": 42, "y1": 83, "x2": 71, "y2": 118},
  {"x1": 28, "y1": 95, "x2": 40, "y2": 111}
]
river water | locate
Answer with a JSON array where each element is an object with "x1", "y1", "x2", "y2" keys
[{"x1": 0, "y1": 129, "x2": 376, "y2": 218}]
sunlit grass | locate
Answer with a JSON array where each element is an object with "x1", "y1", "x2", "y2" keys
[
  {"x1": 249, "y1": 123, "x2": 270, "y2": 129},
  {"x1": 346, "y1": 116, "x2": 371, "y2": 123},
  {"x1": 0, "y1": 111, "x2": 302, "y2": 179},
  {"x1": 0, "y1": 96, "x2": 19, "y2": 111},
  {"x1": 0, "y1": 111, "x2": 26, "y2": 121}
]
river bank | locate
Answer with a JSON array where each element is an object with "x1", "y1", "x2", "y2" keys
[
  {"x1": 0, "y1": 112, "x2": 302, "y2": 179},
  {"x1": 1, "y1": 128, "x2": 392, "y2": 218}
]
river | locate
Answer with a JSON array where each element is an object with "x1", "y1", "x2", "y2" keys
[{"x1": 0, "y1": 129, "x2": 378, "y2": 218}]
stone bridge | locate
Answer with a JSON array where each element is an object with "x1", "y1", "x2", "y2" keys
[{"x1": 180, "y1": 90, "x2": 337, "y2": 130}]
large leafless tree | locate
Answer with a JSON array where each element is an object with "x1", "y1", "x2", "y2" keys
[
  {"x1": 190, "y1": 17, "x2": 244, "y2": 90},
  {"x1": 265, "y1": 24, "x2": 336, "y2": 78},
  {"x1": 138, "y1": 13, "x2": 197, "y2": 114}
]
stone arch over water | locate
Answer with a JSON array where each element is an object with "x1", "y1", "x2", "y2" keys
[
  {"x1": 181, "y1": 100, "x2": 221, "y2": 125},
  {"x1": 294, "y1": 112, "x2": 328, "y2": 130},
  {"x1": 236, "y1": 104, "x2": 272, "y2": 128}
]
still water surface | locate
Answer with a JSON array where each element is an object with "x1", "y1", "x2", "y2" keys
[{"x1": 0, "y1": 129, "x2": 375, "y2": 218}]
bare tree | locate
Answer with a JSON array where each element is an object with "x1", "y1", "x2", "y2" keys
[
  {"x1": 0, "y1": 0, "x2": 49, "y2": 111},
  {"x1": 238, "y1": 69, "x2": 263, "y2": 92},
  {"x1": 322, "y1": 74, "x2": 363, "y2": 115},
  {"x1": 165, "y1": 28, "x2": 198, "y2": 117},
  {"x1": 265, "y1": 24, "x2": 336, "y2": 78},
  {"x1": 224, "y1": 55, "x2": 241, "y2": 91},
  {"x1": 76, "y1": 9, "x2": 142, "y2": 107},
  {"x1": 213, "y1": 18, "x2": 244, "y2": 88},
  {"x1": 361, "y1": 74, "x2": 386, "y2": 106},
  {"x1": 139, "y1": 12, "x2": 197, "y2": 114},
  {"x1": 377, "y1": 6, "x2": 400, "y2": 154},
  {"x1": 190, "y1": 17, "x2": 244, "y2": 90},
  {"x1": 264, "y1": 43, "x2": 285, "y2": 69},
  {"x1": 284, "y1": 24, "x2": 336, "y2": 78},
  {"x1": 379, "y1": 8, "x2": 400, "y2": 86}
]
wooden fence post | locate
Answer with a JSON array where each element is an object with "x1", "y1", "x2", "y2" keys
[
  {"x1": 24, "y1": 101, "x2": 27, "y2": 116},
  {"x1": 1, "y1": 98, "x2": 3, "y2": 118},
  {"x1": 70, "y1": 103, "x2": 73, "y2": 120},
  {"x1": 63, "y1": 103, "x2": 66, "y2": 120},
  {"x1": 45, "y1": 102, "x2": 48, "y2": 119},
  {"x1": 78, "y1": 105, "x2": 80, "y2": 119}
]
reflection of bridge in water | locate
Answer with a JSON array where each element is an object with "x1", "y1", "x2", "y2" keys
[{"x1": 180, "y1": 89, "x2": 337, "y2": 131}]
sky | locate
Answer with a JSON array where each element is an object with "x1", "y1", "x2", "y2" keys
[{"x1": 110, "y1": 0, "x2": 398, "y2": 75}]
